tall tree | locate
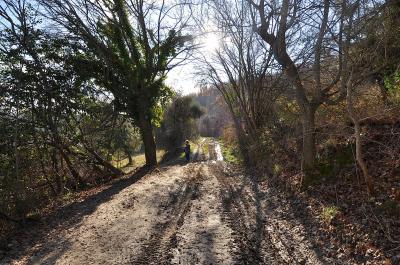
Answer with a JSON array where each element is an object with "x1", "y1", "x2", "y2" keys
[
  {"x1": 247, "y1": 0, "x2": 376, "y2": 173},
  {"x1": 0, "y1": 0, "x2": 126, "y2": 209},
  {"x1": 39, "y1": 0, "x2": 193, "y2": 166},
  {"x1": 0, "y1": 0, "x2": 90, "y2": 187}
]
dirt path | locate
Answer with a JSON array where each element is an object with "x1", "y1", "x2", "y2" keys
[{"x1": 3, "y1": 140, "x2": 329, "y2": 265}]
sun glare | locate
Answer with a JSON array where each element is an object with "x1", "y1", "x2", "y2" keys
[{"x1": 202, "y1": 32, "x2": 220, "y2": 51}]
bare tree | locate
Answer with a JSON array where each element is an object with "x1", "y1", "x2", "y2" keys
[
  {"x1": 341, "y1": 0, "x2": 400, "y2": 194},
  {"x1": 345, "y1": 72, "x2": 374, "y2": 194},
  {"x1": 246, "y1": 0, "x2": 378, "y2": 173},
  {"x1": 199, "y1": 0, "x2": 283, "y2": 168}
]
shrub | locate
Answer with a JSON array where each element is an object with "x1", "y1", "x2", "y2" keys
[{"x1": 321, "y1": 206, "x2": 339, "y2": 224}]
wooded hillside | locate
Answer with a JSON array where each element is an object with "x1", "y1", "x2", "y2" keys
[{"x1": 1, "y1": 0, "x2": 400, "y2": 264}]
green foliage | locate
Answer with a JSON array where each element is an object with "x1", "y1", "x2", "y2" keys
[
  {"x1": 299, "y1": 143, "x2": 356, "y2": 189},
  {"x1": 384, "y1": 71, "x2": 400, "y2": 102},
  {"x1": 0, "y1": 3, "x2": 142, "y2": 220},
  {"x1": 151, "y1": 88, "x2": 174, "y2": 128},
  {"x1": 321, "y1": 206, "x2": 339, "y2": 223},
  {"x1": 78, "y1": 101, "x2": 142, "y2": 160},
  {"x1": 219, "y1": 140, "x2": 242, "y2": 165},
  {"x1": 311, "y1": 144, "x2": 355, "y2": 183},
  {"x1": 353, "y1": 0, "x2": 400, "y2": 99},
  {"x1": 75, "y1": 0, "x2": 191, "y2": 126},
  {"x1": 38, "y1": 0, "x2": 194, "y2": 165},
  {"x1": 157, "y1": 96, "x2": 204, "y2": 151}
]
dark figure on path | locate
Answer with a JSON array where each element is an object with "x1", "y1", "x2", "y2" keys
[{"x1": 184, "y1": 140, "x2": 191, "y2": 162}]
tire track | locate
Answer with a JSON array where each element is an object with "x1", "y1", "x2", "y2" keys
[
  {"x1": 212, "y1": 165, "x2": 287, "y2": 265},
  {"x1": 130, "y1": 165, "x2": 203, "y2": 265},
  {"x1": 193, "y1": 139, "x2": 207, "y2": 162}
]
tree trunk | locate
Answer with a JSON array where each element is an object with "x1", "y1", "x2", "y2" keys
[
  {"x1": 125, "y1": 148, "x2": 133, "y2": 165},
  {"x1": 85, "y1": 146, "x2": 124, "y2": 176},
  {"x1": 59, "y1": 148, "x2": 85, "y2": 188},
  {"x1": 51, "y1": 149, "x2": 64, "y2": 194},
  {"x1": 231, "y1": 115, "x2": 250, "y2": 164},
  {"x1": 346, "y1": 76, "x2": 374, "y2": 195},
  {"x1": 138, "y1": 110, "x2": 157, "y2": 166},
  {"x1": 301, "y1": 106, "x2": 316, "y2": 172},
  {"x1": 353, "y1": 121, "x2": 374, "y2": 194}
]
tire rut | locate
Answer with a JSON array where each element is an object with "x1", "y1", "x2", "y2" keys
[
  {"x1": 212, "y1": 165, "x2": 287, "y2": 265},
  {"x1": 130, "y1": 165, "x2": 203, "y2": 265},
  {"x1": 193, "y1": 139, "x2": 207, "y2": 162}
]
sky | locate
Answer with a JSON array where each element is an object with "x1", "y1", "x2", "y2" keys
[
  {"x1": 0, "y1": 0, "x2": 219, "y2": 96},
  {"x1": 166, "y1": 28, "x2": 221, "y2": 95},
  {"x1": 166, "y1": 62, "x2": 199, "y2": 95}
]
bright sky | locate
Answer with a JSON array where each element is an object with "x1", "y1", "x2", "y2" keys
[
  {"x1": 166, "y1": 29, "x2": 221, "y2": 95},
  {"x1": 0, "y1": 0, "x2": 218, "y2": 96}
]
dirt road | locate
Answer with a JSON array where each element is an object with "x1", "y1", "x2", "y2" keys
[{"x1": 4, "y1": 140, "x2": 330, "y2": 265}]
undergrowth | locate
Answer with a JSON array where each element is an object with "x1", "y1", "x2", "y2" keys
[
  {"x1": 321, "y1": 205, "x2": 339, "y2": 223},
  {"x1": 218, "y1": 139, "x2": 242, "y2": 165}
]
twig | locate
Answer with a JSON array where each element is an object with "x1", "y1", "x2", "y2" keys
[{"x1": 366, "y1": 205, "x2": 400, "y2": 244}]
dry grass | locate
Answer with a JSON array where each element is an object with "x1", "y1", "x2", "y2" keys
[{"x1": 112, "y1": 150, "x2": 166, "y2": 173}]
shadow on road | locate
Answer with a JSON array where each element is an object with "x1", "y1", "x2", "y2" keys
[
  {"x1": 4, "y1": 166, "x2": 151, "y2": 263},
  {"x1": 213, "y1": 163, "x2": 328, "y2": 264}
]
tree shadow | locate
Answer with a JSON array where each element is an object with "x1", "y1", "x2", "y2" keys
[
  {"x1": 159, "y1": 139, "x2": 208, "y2": 167},
  {"x1": 280, "y1": 183, "x2": 400, "y2": 264},
  {"x1": 252, "y1": 178, "x2": 333, "y2": 264},
  {"x1": 2, "y1": 166, "x2": 151, "y2": 264},
  {"x1": 215, "y1": 164, "x2": 328, "y2": 264}
]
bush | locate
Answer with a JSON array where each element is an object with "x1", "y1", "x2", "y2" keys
[
  {"x1": 219, "y1": 140, "x2": 242, "y2": 164},
  {"x1": 321, "y1": 206, "x2": 339, "y2": 224}
]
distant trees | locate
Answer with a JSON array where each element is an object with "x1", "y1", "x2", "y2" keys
[
  {"x1": 200, "y1": 0, "x2": 284, "y2": 169},
  {"x1": 157, "y1": 96, "x2": 203, "y2": 151},
  {"x1": 39, "y1": 0, "x2": 194, "y2": 166},
  {"x1": 195, "y1": 87, "x2": 232, "y2": 138}
]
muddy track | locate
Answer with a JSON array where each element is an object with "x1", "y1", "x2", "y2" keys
[
  {"x1": 193, "y1": 139, "x2": 207, "y2": 161},
  {"x1": 130, "y1": 165, "x2": 204, "y2": 265},
  {"x1": 4, "y1": 138, "x2": 325, "y2": 265},
  {"x1": 212, "y1": 165, "x2": 287, "y2": 265}
]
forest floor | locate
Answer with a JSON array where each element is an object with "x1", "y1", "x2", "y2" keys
[{"x1": 1, "y1": 139, "x2": 397, "y2": 264}]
